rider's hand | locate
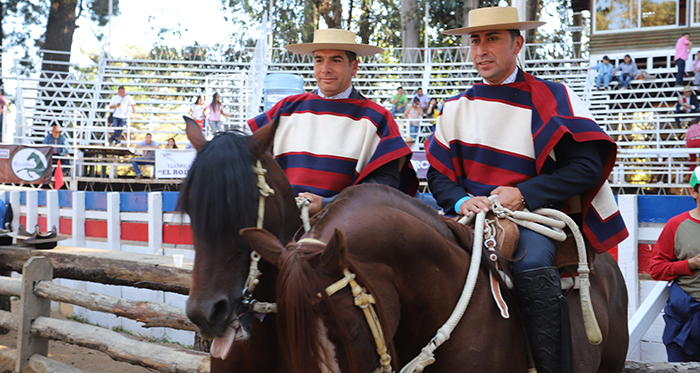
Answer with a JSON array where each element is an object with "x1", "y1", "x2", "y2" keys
[
  {"x1": 298, "y1": 192, "x2": 323, "y2": 216},
  {"x1": 688, "y1": 253, "x2": 700, "y2": 271},
  {"x1": 458, "y1": 196, "x2": 491, "y2": 217},
  {"x1": 490, "y1": 186, "x2": 526, "y2": 211}
]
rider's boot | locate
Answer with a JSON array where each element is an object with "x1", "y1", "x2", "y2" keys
[{"x1": 514, "y1": 266, "x2": 574, "y2": 373}]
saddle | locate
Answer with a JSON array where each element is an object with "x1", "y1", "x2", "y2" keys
[{"x1": 444, "y1": 212, "x2": 597, "y2": 277}]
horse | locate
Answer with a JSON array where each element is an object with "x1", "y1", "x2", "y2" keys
[
  {"x1": 179, "y1": 116, "x2": 300, "y2": 372},
  {"x1": 242, "y1": 183, "x2": 629, "y2": 373}
]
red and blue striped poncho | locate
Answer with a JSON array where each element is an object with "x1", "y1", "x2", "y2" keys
[
  {"x1": 426, "y1": 72, "x2": 628, "y2": 254},
  {"x1": 248, "y1": 91, "x2": 417, "y2": 197}
]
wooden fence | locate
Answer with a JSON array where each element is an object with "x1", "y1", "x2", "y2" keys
[{"x1": 0, "y1": 246, "x2": 208, "y2": 373}]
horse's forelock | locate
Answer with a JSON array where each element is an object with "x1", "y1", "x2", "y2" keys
[{"x1": 178, "y1": 131, "x2": 258, "y2": 250}]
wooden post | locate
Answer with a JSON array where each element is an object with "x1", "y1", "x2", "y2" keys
[
  {"x1": 16, "y1": 257, "x2": 53, "y2": 372},
  {"x1": 46, "y1": 190, "x2": 59, "y2": 233},
  {"x1": 72, "y1": 191, "x2": 85, "y2": 247},
  {"x1": 148, "y1": 192, "x2": 163, "y2": 255},
  {"x1": 107, "y1": 192, "x2": 120, "y2": 250},
  {"x1": 26, "y1": 190, "x2": 38, "y2": 232}
]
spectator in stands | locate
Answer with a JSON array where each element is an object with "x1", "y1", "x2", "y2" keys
[
  {"x1": 390, "y1": 86, "x2": 408, "y2": 117},
  {"x1": 675, "y1": 86, "x2": 700, "y2": 128},
  {"x1": 404, "y1": 135, "x2": 420, "y2": 151},
  {"x1": 690, "y1": 51, "x2": 700, "y2": 86},
  {"x1": 675, "y1": 33, "x2": 693, "y2": 86},
  {"x1": 0, "y1": 92, "x2": 10, "y2": 143},
  {"x1": 131, "y1": 133, "x2": 161, "y2": 179},
  {"x1": 42, "y1": 124, "x2": 68, "y2": 156},
  {"x1": 413, "y1": 88, "x2": 430, "y2": 109},
  {"x1": 686, "y1": 119, "x2": 700, "y2": 174},
  {"x1": 649, "y1": 168, "x2": 700, "y2": 362},
  {"x1": 425, "y1": 97, "x2": 439, "y2": 120},
  {"x1": 203, "y1": 93, "x2": 231, "y2": 134},
  {"x1": 427, "y1": 7, "x2": 628, "y2": 372},
  {"x1": 589, "y1": 56, "x2": 614, "y2": 90},
  {"x1": 613, "y1": 54, "x2": 638, "y2": 90},
  {"x1": 188, "y1": 95, "x2": 206, "y2": 131},
  {"x1": 107, "y1": 86, "x2": 137, "y2": 146},
  {"x1": 404, "y1": 97, "x2": 423, "y2": 140},
  {"x1": 166, "y1": 137, "x2": 178, "y2": 149},
  {"x1": 247, "y1": 29, "x2": 416, "y2": 216}
]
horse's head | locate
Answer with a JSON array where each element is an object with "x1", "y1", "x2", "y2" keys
[
  {"x1": 179, "y1": 116, "x2": 300, "y2": 360},
  {"x1": 242, "y1": 227, "x2": 396, "y2": 373}
]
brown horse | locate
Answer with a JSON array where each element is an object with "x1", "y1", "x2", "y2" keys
[
  {"x1": 179, "y1": 116, "x2": 299, "y2": 372},
  {"x1": 243, "y1": 184, "x2": 629, "y2": 373}
]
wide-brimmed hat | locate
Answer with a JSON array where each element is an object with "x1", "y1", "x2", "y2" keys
[
  {"x1": 285, "y1": 29, "x2": 383, "y2": 56},
  {"x1": 682, "y1": 86, "x2": 695, "y2": 93},
  {"x1": 442, "y1": 7, "x2": 545, "y2": 36}
]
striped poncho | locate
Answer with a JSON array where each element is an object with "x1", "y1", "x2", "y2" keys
[
  {"x1": 426, "y1": 71, "x2": 628, "y2": 253},
  {"x1": 249, "y1": 91, "x2": 417, "y2": 197}
]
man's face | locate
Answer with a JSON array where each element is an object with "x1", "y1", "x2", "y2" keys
[
  {"x1": 51, "y1": 127, "x2": 60, "y2": 138},
  {"x1": 685, "y1": 91, "x2": 692, "y2": 97},
  {"x1": 118, "y1": 88, "x2": 126, "y2": 97},
  {"x1": 603, "y1": 59, "x2": 609, "y2": 65},
  {"x1": 417, "y1": 89, "x2": 423, "y2": 97},
  {"x1": 624, "y1": 56, "x2": 631, "y2": 64},
  {"x1": 397, "y1": 88, "x2": 403, "y2": 95},
  {"x1": 313, "y1": 50, "x2": 358, "y2": 97},
  {"x1": 470, "y1": 30, "x2": 523, "y2": 85},
  {"x1": 146, "y1": 135, "x2": 152, "y2": 143}
]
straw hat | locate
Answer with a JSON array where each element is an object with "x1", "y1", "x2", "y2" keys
[
  {"x1": 442, "y1": 7, "x2": 545, "y2": 36},
  {"x1": 285, "y1": 29, "x2": 383, "y2": 56},
  {"x1": 682, "y1": 86, "x2": 695, "y2": 93}
]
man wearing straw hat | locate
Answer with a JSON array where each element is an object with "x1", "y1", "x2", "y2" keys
[
  {"x1": 249, "y1": 29, "x2": 417, "y2": 215},
  {"x1": 425, "y1": 7, "x2": 628, "y2": 373}
]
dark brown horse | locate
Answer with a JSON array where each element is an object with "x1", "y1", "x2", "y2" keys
[
  {"x1": 179, "y1": 116, "x2": 299, "y2": 372},
  {"x1": 243, "y1": 184, "x2": 629, "y2": 373}
]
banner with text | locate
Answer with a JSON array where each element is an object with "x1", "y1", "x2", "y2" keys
[
  {"x1": 409, "y1": 151, "x2": 429, "y2": 179},
  {"x1": 155, "y1": 150, "x2": 196, "y2": 179},
  {"x1": 0, "y1": 145, "x2": 53, "y2": 185}
]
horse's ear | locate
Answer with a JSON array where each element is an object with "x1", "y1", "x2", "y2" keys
[
  {"x1": 320, "y1": 228, "x2": 349, "y2": 275},
  {"x1": 250, "y1": 114, "x2": 281, "y2": 158},
  {"x1": 240, "y1": 227, "x2": 284, "y2": 267},
  {"x1": 183, "y1": 116, "x2": 207, "y2": 151}
]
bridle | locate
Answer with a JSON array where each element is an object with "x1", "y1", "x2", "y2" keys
[
  {"x1": 300, "y1": 237, "x2": 393, "y2": 373},
  {"x1": 240, "y1": 159, "x2": 277, "y2": 315}
]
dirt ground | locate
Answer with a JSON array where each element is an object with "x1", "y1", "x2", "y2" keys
[{"x1": 0, "y1": 300, "x2": 176, "y2": 373}]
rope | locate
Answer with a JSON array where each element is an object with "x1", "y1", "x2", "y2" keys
[
  {"x1": 296, "y1": 197, "x2": 311, "y2": 232},
  {"x1": 400, "y1": 204, "x2": 487, "y2": 373}
]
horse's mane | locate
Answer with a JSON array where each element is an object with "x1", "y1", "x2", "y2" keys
[
  {"x1": 276, "y1": 240, "x2": 397, "y2": 373},
  {"x1": 311, "y1": 183, "x2": 455, "y2": 239},
  {"x1": 178, "y1": 131, "x2": 258, "y2": 247}
]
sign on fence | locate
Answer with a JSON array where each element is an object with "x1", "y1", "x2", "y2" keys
[
  {"x1": 0, "y1": 145, "x2": 53, "y2": 185},
  {"x1": 155, "y1": 150, "x2": 196, "y2": 179},
  {"x1": 410, "y1": 151, "x2": 429, "y2": 179}
]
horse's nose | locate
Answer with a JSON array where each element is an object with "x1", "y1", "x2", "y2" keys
[{"x1": 186, "y1": 295, "x2": 232, "y2": 335}]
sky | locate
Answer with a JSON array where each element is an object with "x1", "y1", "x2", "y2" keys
[{"x1": 70, "y1": 0, "x2": 241, "y2": 64}]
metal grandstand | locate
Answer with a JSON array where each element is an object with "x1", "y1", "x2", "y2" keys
[{"x1": 0, "y1": 41, "x2": 696, "y2": 193}]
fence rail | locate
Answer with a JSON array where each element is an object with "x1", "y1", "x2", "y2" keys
[{"x1": 0, "y1": 252, "x2": 207, "y2": 373}]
